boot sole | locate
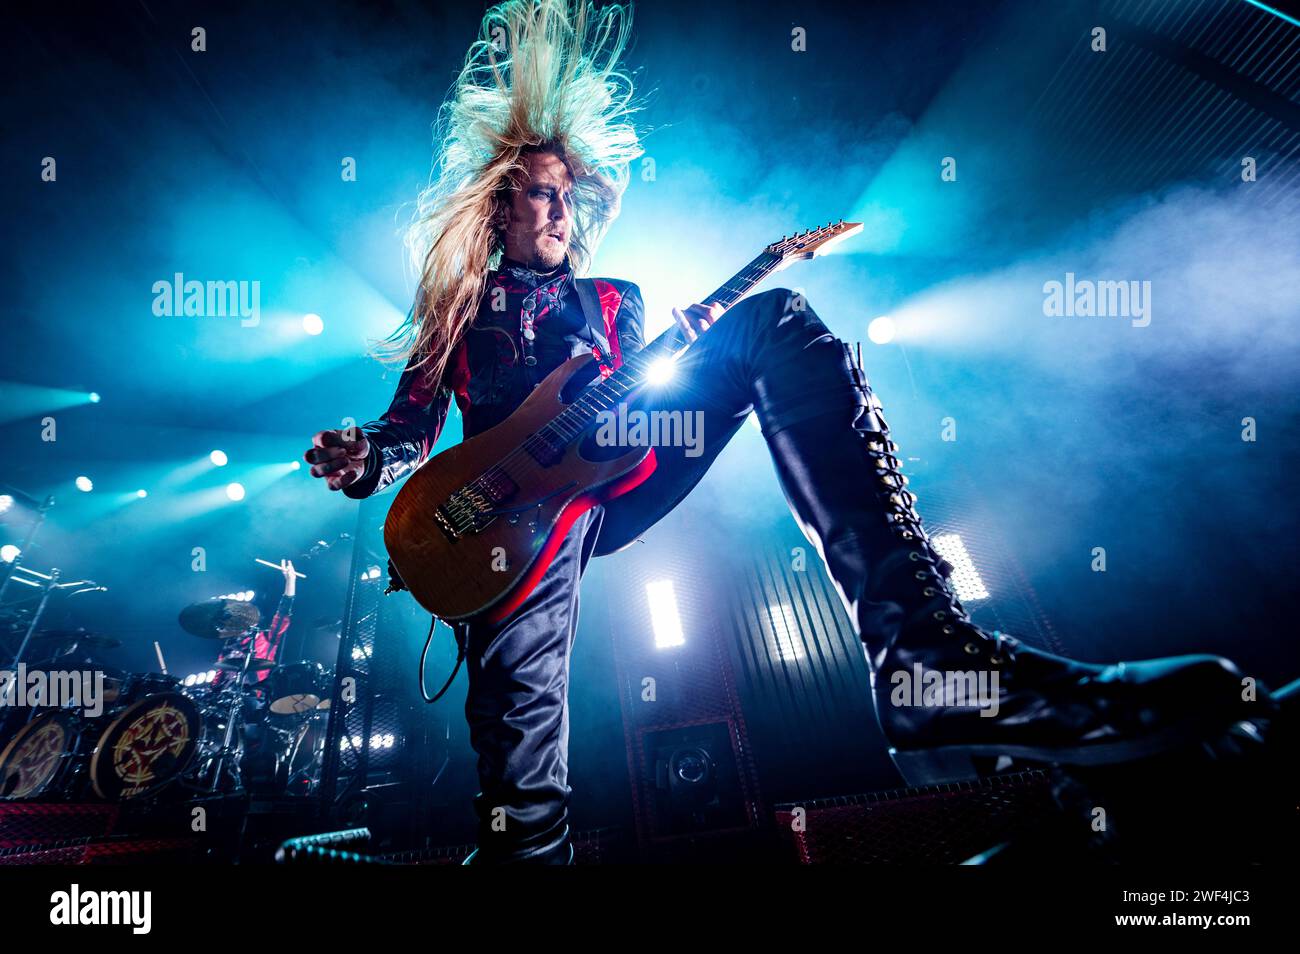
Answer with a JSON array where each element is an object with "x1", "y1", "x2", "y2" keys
[{"x1": 889, "y1": 717, "x2": 1256, "y2": 787}]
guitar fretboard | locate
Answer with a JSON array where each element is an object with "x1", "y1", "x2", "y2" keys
[{"x1": 523, "y1": 250, "x2": 783, "y2": 456}]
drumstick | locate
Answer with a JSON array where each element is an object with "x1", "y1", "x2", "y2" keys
[
  {"x1": 255, "y1": 558, "x2": 307, "y2": 579},
  {"x1": 154, "y1": 641, "x2": 168, "y2": 675}
]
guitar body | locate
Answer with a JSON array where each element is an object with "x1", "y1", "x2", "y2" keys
[
  {"x1": 383, "y1": 352, "x2": 657, "y2": 623},
  {"x1": 381, "y1": 220, "x2": 861, "y2": 624}
]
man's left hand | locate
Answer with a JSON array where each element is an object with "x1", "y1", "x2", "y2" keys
[{"x1": 672, "y1": 302, "x2": 724, "y2": 343}]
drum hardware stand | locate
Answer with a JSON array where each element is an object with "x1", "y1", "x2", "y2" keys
[
  {"x1": 5, "y1": 567, "x2": 60, "y2": 674},
  {"x1": 204, "y1": 631, "x2": 258, "y2": 795}
]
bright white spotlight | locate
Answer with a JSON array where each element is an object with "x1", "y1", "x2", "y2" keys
[
  {"x1": 302, "y1": 313, "x2": 324, "y2": 336},
  {"x1": 931, "y1": 533, "x2": 990, "y2": 602},
  {"x1": 0, "y1": 545, "x2": 20, "y2": 563},
  {"x1": 135, "y1": 489, "x2": 148, "y2": 499},
  {"x1": 210, "y1": 450, "x2": 229, "y2": 467},
  {"x1": 645, "y1": 579, "x2": 685, "y2": 649},
  {"x1": 183, "y1": 674, "x2": 197, "y2": 687},
  {"x1": 768, "y1": 603, "x2": 805, "y2": 661},
  {"x1": 867, "y1": 315, "x2": 896, "y2": 345},
  {"x1": 646, "y1": 357, "x2": 676, "y2": 385},
  {"x1": 225, "y1": 482, "x2": 246, "y2": 502},
  {"x1": 289, "y1": 460, "x2": 301, "y2": 471},
  {"x1": 0, "y1": 494, "x2": 13, "y2": 514},
  {"x1": 75, "y1": 476, "x2": 93, "y2": 493},
  {"x1": 206, "y1": 670, "x2": 217, "y2": 682},
  {"x1": 88, "y1": 392, "x2": 101, "y2": 404}
]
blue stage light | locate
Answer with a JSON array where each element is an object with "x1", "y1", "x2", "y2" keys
[
  {"x1": 210, "y1": 450, "x2": 229, "y2": 467},
  {"x1": 135, "y1": 489, "x2": 148, "y2": 499},
  {"x1": 867, "y1": 315, "x2": 896, "y2": 345},
  {"x1": 0, "y1": 494, "x2": 12, "y2": 514},
  {"x1": 75, "y1": 476, "x2": 93, "y2": 492},
  {"x1": 88, "y1": 392, "x2": 101, "y2": 404},
  {"x1": 302, "y1": 313, "x2": 324, "y2": 335},
  {"x1": 0, "y1": 545, "x2": 20, "y2": 563},
  {"x1": 225, "y1": 482, "x2": 246, "y2": 502}
]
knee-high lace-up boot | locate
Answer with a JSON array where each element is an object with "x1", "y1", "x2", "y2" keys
[{"x1": 752, "y1": 333, "x2": 1272, "y2": 785}]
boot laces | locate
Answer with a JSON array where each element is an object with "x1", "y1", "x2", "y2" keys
[{"x1": 851, "y1": 364, "x2": 1014, "y2": 666}]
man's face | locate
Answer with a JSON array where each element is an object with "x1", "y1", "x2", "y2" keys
[{"x1": 502, "y1": 150, "x2": 574, "y2": 271}]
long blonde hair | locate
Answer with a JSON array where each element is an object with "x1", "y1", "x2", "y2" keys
[{"x1": 380, "y1": 0, "x2": 644, "y2": 391}]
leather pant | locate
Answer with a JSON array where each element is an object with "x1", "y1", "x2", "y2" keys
[{"x1": 462, "y1": 288, "x2": 833, "y2": 863}]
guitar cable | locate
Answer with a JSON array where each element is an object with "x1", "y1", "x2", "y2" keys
[{"x1": 419, "y1": 615, "x2": 467, "y2": 704}]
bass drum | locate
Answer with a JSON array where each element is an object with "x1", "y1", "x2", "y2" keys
[
  {"x1": 0, "y1": 709, "x2": 83, "y2": 800},
  {"x1": 89, "y1": 691, "x2": 203, "y2": 800}
]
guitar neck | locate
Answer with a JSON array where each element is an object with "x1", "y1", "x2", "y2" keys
[
  {"x1": 532, "y1": 220, "x2": 859, "y2": 458},
  {"x1": 643, "y1": 250, "x2": 782, "y2": 359},
  {"x1": 702, "y1": 251, "x2": 783, "y2": 309}
]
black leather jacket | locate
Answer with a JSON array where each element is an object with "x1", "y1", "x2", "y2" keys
[{"x1": 344, "y1": 258, "x2": 644, "y2": 499}]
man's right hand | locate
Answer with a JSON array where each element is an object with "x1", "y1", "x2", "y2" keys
[{"x1": 305, "y1": 428, "x2": 370, "y2": 492}]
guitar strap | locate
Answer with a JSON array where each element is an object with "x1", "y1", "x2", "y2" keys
[{"x1": 573, "y1": 277, "x2": 616, "y2": 370}]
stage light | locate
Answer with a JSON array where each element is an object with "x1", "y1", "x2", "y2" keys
[
  {"x1": 75, "y1": 476, "x2": 93, "y2": 493},
  {"x1": 206, "y1": 670, "x2": 217, "y2": 682},
  {"x1": 868, "y1": 315, "x2": 896, "y2": 345},
  {"x1": 931, "y1": 533, "x2": 990, "y2": 602},
  {"x1": 361, "y1": 565, "x2": 381, "y2": 581},
  {"x1": 290, "y1": 460, "x2": 301, "y2": 470},
  {"x1": 183, "y1": 674, "x2": 197, "y2": 687},
  {"x1": 88, "y1": 392, "x2": 101, "y2": 404},
  {"x1": 302, "y1": 313, "x2": 324, "y2": 336},
  {"x1": 135, "y1": 489, "x2": 148, "y2": 499},
  {"x1": 225, "y1": 482, "x2": 245, "y2": 502},
  {"x1": 646, "y1": 579, "x2": 685, "y2": 649},
  {"x1": 0, "y1": 494, "x2": 12, "y2": 514},
  {"x1": 210, "y1": 450, "x2": 229, "y2": 467},
  {"x1": 768, "y1": 602, "x2": 805, "y2": 661},
  {"x1": 0, "y1": 545, "x2": 19, "y2": 563},
  {"x1": 646, "y1": 357, "x2": 675, "y2": 385}
]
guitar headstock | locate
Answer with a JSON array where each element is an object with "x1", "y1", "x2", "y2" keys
[{"x1": 765, "y1": 220, "x2": 863, "y2": 271}]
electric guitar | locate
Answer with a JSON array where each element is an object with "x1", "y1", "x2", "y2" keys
[{"x1": 384, "y1": 220, "x2": 862, "y2": 623}]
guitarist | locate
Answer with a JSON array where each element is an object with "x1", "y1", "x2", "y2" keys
[{"x1": 303, "y1": 0, "x2": 1273, "y2": 864}]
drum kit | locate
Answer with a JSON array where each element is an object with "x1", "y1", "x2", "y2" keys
[{"x1": 0, "y1": 599, "x2": 335, "y2": 804}]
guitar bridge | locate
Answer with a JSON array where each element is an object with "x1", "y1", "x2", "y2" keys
[{"x1": 435, "y1": 471, "x2": 519, "y2": 540}]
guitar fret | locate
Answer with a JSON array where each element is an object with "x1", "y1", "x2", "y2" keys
[{"x1": 514, "y1": 243, "x2": 807, "y2": 467}]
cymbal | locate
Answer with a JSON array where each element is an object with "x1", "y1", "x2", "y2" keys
[
  {"x1": 32, "y1": 629, "x2": 122, "y2": 650},
  {"x1": 179, "y1": 599, "x2": 261, "y2": 640},
  {"x1": 214, "y1": 658, "x2": 278, "y2": 673}
]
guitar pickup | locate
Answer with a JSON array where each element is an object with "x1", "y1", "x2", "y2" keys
[{"x1": 478, "y1": 469, "x2": 518, "y2": 503}]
